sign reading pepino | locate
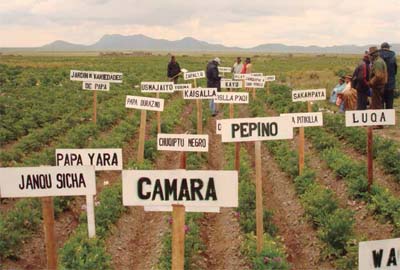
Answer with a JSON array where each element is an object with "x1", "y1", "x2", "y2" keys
[
  {"x1": 214, "y1": 92, "x2": 249, "y2": 104},
  {"x1": 70, "y1": 70, "x2": 123, "y2": 83},
  {"x1": 141, "y1": 82, "x2": 175, "y2": 93},
  {"x1": 157, "y1": 134, "x2": 208, "y2": 152},
  {"x1": 359, "y1": 238, "x2": 400, "y2": 269},
  {"x1": 280, "y1": 112, "x2": 323, "y2": 128},
  {"x1": 345, "y1": 109, "x2": 396, "y2": 127},
  {"x1": 292, "y1": 89, "x2": 326, "y2": 102},
  {"x1": 122, "y1": 170, "x2": 238, "y2": 207},
  {"x1": 56, "y1": 149, "x2": 122, "y2": 171},
  {"x1": 125, "y1": 95, "x2": 164, "y2": 111},
  {"x1": 183, "y1": 71, "x2": 206, "y2": 80}
]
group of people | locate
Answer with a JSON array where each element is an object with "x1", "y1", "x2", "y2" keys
[{"x1": 330, "y1": 42, "x2": 397, "y2": 115}]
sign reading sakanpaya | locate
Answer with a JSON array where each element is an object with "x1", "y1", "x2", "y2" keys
[
  {"x1": 280, "y1": 112, "x2": 323, "y2": 128},
  {"x1": 56, "y1": 149, "x2": 122, "y2": 171},
  {"x1": 218, "y1": 116, "x2": 293, "y2": 142},
  {"x1": 184, "y1": 71, "x2": 206, "y2": 80},
  {"x1": 157, "y1": 134, "x2": 208, "y2": 152},
  {"x1": 141, "y1": 82, "x2": 174, "y2": 93},
  {"x1": 221, "y1": 80, "x2": 243, "y2": 89},
  {"x1": 174, "y1": 84, "x2": 192, "y2": 91},
  {"x1": 0, "y1": 166, "x2": 96, "y2": 197},
  {"x1": 245, "y1": 76, "x2": 266, "y2": 88},
  {"x1": 122, "y1": 170, "x2": 238, "y2": 207},
  {"x1": 125, "y1": 95, "x2": 164, "y2": 111},
  {"x1": 359, "y1": 238, "x2": 400, "y2": 270},
  {"x1": 183, "y1": 88, "x2": 217, "y2": 99},
  {"x1": 70, "y1": 70, "x2": 123, "y2": 83},
  {"x1": 345, "y1": 109, "x2": 396, "y2": 127},
  {"x1": 292, "y1": 89, "x2": 326, "y2": 102},
  {"x1": 214, "y1": 92, "x2": 249, "y2": 104},
  {"x1": 82, "y1": 82, "x2": 110, "y2": 91}
]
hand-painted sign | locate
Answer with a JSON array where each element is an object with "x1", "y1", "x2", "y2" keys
[
  {"x1": 264, "y1": 75, "x2": 276, "y2": 82},
  {"x1": 183, "y1": 88, "x2": 217, "y2": 99},
  {"x1": 174, "y1": 83, "x2": 192, "y2": 91},
  {"x1": 280, "y1": 112, "x2": 323, "y2": 128},
  {"x1": 184, "y1": 71, "x2": 206, "y2": 80},
  {"x1": 233, "y1": 74, "x2": 248, "y2": 80},
  {"x1": 125, "y1": 95, "x2": 164, "y2": 111},
  {"x1": 157, "y1": 134, "x2": 208, "y2": 152},
  {"x1": 359, "y1": 238, "x2": 400, "y2": 270},
  {"x1": 245, "y1": 76, "x2": 266, "y2": 88},
  {"x1": 345, "y1": 109, "x2": 396, "y2": 127},
  {"x1": 82, "y1": 81, "x2": 110, "y2": 91},
  {"x1": 218, "y1": 67, "x2": 232, "y2": 73},
  {"x1": 221, "y1": 80, "x2": 243, "y2": 89},
  {"x1": 70, "y1": 70, "x2": 123, "y2": 83},
  {"x1": 141, "y1": 82, "x2": 175, "y2": 93},
  {"x1": 214, "y1": 92, "x2": 249, "y2": 104},
  {"x1": 56, "y1": 149, "x2": 122, "y2": 171},
  {"x1": 292, "y1": 89, "x2": 326, "y2": 102},
  {"x1": 144, "y1": 206, "x2": 220, "y2": 213}
]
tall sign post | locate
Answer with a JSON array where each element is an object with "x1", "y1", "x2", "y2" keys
[
  {"x1": 264, "y1": 75, "x2": 276, "y2": 95},
  {"x1": 183, "y1": 71, "x2": 206, "y2": 134}
]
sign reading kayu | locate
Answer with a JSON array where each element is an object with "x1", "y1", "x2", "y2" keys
[
  {"x1": 174, "y1": 83, "x2": 192, "y2": 91},
  {"x1": 56, "y1": 149, "x2": 122, "y2": 171},
  {"x1": 280, "y1": 112, "x2": 323, "y2": 128},
  {"x1": 141, "y1": 82, "x2": 174, "y2": 93},
  {"x1": 221, "y1": 80, "x2": 243, "y2": 89},
  {"x1": 245, "y1": 76, "x2": 266, "y2": 88},
  {"x1": 157, "y1": 134, "x2": 209, "y2": 152},
  {"x1": 184, "y1": 71, "x2": 206, "y2": 80},
  {"x1": 345, "y1": 109, "x2": 396, "y2": 127},
  {"x1": 122, "y1": 170, "x2": 238, "y2": 207},
  {"x1": 125, "y1": 95, "x2": 164, "y2": 111},
  {"x1": 82, "y1": 82, "x2": 110, "y2": 91},
  {"x1": 218, "y1": 116, "x2": 293, "y2": 142},
  {"x1": 183, "y1": 88, "x2": 217, "y2": 99},
  {"x1": 214, "y1": 92, "x2": 249, "y2": 104},
  {"x1": 359, "y1": 238, "x2": 400, "y2": 269},
  {"x1": 292, "y1": 89, "x2": 326, "y2": 102},
  {"x1": 0, "y1": 166, "x2": 96, "y2": 197},
  {"x1": 70, "y1": 70, "x2": 123, "y2": 83}
]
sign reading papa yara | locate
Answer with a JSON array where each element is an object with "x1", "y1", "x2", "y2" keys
[
  {"x1": 125, "y1": 95, "x2": 164, "y2": 111},
  {"x1": 157, "y1": 134, "x2": 208, "y2": 152},
  {"x1": 56, "y1": 149, "x2": 122, "y2": 171},
  {"x1": 292, "y1": 89, "x2": 326, "y2": 102},
  {"x1": 141, "y1": 82, "x2": 174, "y2": 93},
  {"x1": 70, "y1": 70, "x2": 123, "y2": 83},
  {"x1": 122, "y1": 170, "x2": 238, "y2": 207}
]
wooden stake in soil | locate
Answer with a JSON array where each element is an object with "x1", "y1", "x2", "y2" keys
[
  {"x1": 137, "y1": 110, "x2": 147, "y2": 163},
  {"x1": 367, "y1": 127, "x2": 373, "y2": 192},
  {"x1": 42, "y1": 197, "x2": 57, "y2": 270},
  {"x1": 193, "y1": 79, "x2": 202, "y2": 134},
  {"x1": 93, "y1": 90, "x2": 97, "y2": 124},
  {"x1": 157, "y1": 92, "x2": 161, "y2": 134},
  {"x1": 255, "y1": 141, "x2": 263, "y2": 253},
  {"x1": 172, "y1": 204, "x2": 185, "y2": 270},
  {"x1": 298, "y1": 101, "x2": 311, "y2": 175},
  {"x1": 86, "y1": 195, "x2": 96, "y2": 238}
]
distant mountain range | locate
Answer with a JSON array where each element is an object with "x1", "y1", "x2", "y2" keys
[{"x1": 1, "y1": 34, "x2": 399, "y2": 54}]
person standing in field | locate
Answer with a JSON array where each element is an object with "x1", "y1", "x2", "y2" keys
[
  {"x1": 352, "y1": 54, "x2": 370, "y2": 110},
  {"x1": 329, "y1": 76, "x2": 346, "y2": 104},
  {"x1": 167, "y1": 55, "x2": 181, "y2": 84},
  {"x1": 379, "y1": 42, "x2": 397, "y2": 109},
  {"x1": 206, "y1": 57, "x2": 221, "y2": 116},
  {"x1": 368, "y1": 46, "x2": 388, "y2": 110},
  {"x1": 241, "y1": 57, "x2": 252, "y2": 74},
  {"x1": 232, "y1": 57, "x2": 243, "y2": 74}
]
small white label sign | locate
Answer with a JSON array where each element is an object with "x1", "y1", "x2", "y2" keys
[
  {"x1": 292, "y1": 89, "x2": 326, "y2": 102},
  {"x1": 141, "y1": 82, "x2": 175, "y2": 93},
  {"x1": 157, "y1": 134, "x2": 209, "y2": 152},
  {"x1": 184, "y1": 71, "x2": 206, "y2": 80},
  {"x1": 70, "y1": 70, "x2": 123, "y2": 83},
  {"x1": 280, "y1": 112, "x2": 323, "y2": 128},
  {"x1": 125, "y1": 95, "x2": 164, "y2": 111},
  {"x1": 183, "y1": 88, "x2": 217, "y2": 99},
  {"x1": 218, "y1": 67, "x2": 232, "y2": 73},
  {"x1": 264, "y1": 75, "x2": 276, "y2": 82},
  {"x1": 0, "y1": 166, "x2": 96, "y2": 197},
  {"x1": 144, "y1": 206, "x2": 220, "y2": 213},
  {"x1": 245, "y1": 75, "x2": 266, "y2": 88},
  {"x1": 251, "y1": 73, "x2": 263, "y2": 77},
  {"x1": 233, "y1": 74, "x2": 248, "y2": 80},
  {"x1": 345, "y1": 109, "x2": 396, "y2": 127},
  {"x1": 82, "y1": 81, "x2": 110, "y2": 91},
  {"x1": 56, "y1": 149, "x2": 122, "y2": 171},
  {"x1": 359, "y1": 238, "x2": 400, "y2": 270},
  {"x1": 221, "y1": 80, "x2": 243, "y2": 89},
  {"x1": 122, "y1": 170, "x2": 238, "y2": 207},
  {"x1": 218, "y1": 116, "x2": 293, "y2": 142},
  {"x1": 174, "y1": 83, "x2": 192, "y2": 91},
  {"x1": 214, "y1": 92, "x2": 249, "y2": 104}
]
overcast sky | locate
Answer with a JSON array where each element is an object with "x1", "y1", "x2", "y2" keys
[{"x1": 1, "y1": 0, "x2": 399, "y2": 47}]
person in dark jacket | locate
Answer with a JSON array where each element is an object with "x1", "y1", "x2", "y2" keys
[
  {"x1": 369, "y1": 46, "x2": 388, "y2": 110},
  {"x1": 379, "y1": 42, "x2": 397, "y2": 109},
  {"x1": 352, "y1": 54, "x2": 370, "y2": 110},
  {"x1": 206, "y1": 57, "x2": 221, "y2": 116},
  {"x1": 167, "y1": 56, "x2": 181, "y2": 84}
]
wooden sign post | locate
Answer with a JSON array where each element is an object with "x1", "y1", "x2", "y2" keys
[
  {"x1": 291, "y1": 89, "x2": 326, "y2": 175},
  {"x1": 125, "y1": 95, "x2": 165, "y2": 163},
  {"x1": 245, "y1": 75, "x2": 266, "y2": 100},
  {"x1": 0, "y1": 166, "x2": 97, "y2": 270},
  {"x1": 184, "y1": 71, "x2": 206, "y2": 134},
  {"x1": 264, "y1": 75, "x2": 276, "y2": 95},
  {"x1": 345, "y1": 109, "x2": 396, "y2": 192},
  {"x1": 218, "y1": 116, "x2": 293, "y2": 252}
]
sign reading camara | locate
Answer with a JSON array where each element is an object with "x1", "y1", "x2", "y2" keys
[
  {"x1": 345, "y1": 109, "x2": 396, "y2": 127},
  {"x1": 157, "y1": 134, "x2": 208, "y2": 152},
  {"x1": 125, "y1": 95, "x2": 164, "y2": 111},
  {"x1": 56, "y1": 149, "x2": 122, "y2": 171}
]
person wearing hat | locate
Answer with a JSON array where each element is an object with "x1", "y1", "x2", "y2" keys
[
  {"x1": 167, "y1": 55, "x2": 181, "y2": 84},
  {"x1": 379, "y1": 42, "x2": 397, "y2": 109},
  {"x1": 352, "y1": 53, "x2": 370, "y2": 110},
  {"x1": 329, "y1": 76, "x2": 346, "y2": 104},
  {"x1": 369, "y1": 46, "x2": 388, "y2": 110},
  {"x1": 337, "y1": 75, "x2": 357, "y2": 111},
  {"x1": 206, "y1": 57, "x2": 221, "y2": 116}
]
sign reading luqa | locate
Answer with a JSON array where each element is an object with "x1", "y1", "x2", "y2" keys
[
  {"x1": 157, "y1": 134, "x2": 209, "y2": 152},
  {"x1": 245, "y1": 75, "x2": 266, "y2": 88},
  {"x1": 82, "y1": 81, "x2": 110, "y2": 91},
  {"x1": 292, "y1": 89, "x2": 326, "y2": 102},
  {"x1": 0, "y1": 166, "x2": 96, "y2": 197},
  {"x1": 359, "y1": 238, "x2": 400, "y2": 269},
  {"x1": 345, "y1": 109, "x2": 396, "y2": 127},
  {"x1": 122, "y1": 170, "x2": 238, "y2": 207},
  {"x1": 280, "y1": 112, "x2": 323, "y2": 128},
  {"x1": 218, "y1": 116, "x2": 293, "y2": 142},
  {"x1": 141, "y1": 82, "x2": 175, "y2": 93},
  {"x1": 55, "y1": 149, "x2": 122, "y2": 171},
  {"x1": 214, "y1": 92, "x2": 249, "y2": 104},
  {"x1": 183, "y1": 71, "x2": 206, "y2": 80},
  {"x1": 125, "y1": 95, "x2": 164, "y2": 111},
  {"x1": 218, "y1": 67, "x2": 232, "y2": 73},
  {"x1": 174, "y1": 83, "x2": 192, "y2": 91},
  {"x1": 70, "y1": 70, "x2": 123, "y2": 83},
  {"x1": 183, "y1": 88, "x2": 217, "y2": 99},
  {"x1": 221, "y1": 80, "x2": 243, "y2": 89}
]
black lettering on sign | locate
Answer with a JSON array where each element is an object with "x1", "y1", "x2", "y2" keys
[
  {"x1": 372, "y1": 249, "x2": 383, "y2": 268},
  {"x1": 138, "y1": 177, "x2": 151, "y2": 199},
  {"x1": 231, "y1": 122, "x2": 279, "y2": 138},
  {"x1": 190, "y1": 179, "x2": 204, "y2": 200},
  {"x1": 57, "y1": 153, "x2": 83, "y2": 166},
  {"x1": 387, "y1": 248, "x2": 397, "y2": 266},
  {"x1": 19, "y1": 174, "x2": 52, "y2": 190},
  {"x1": 380, "y1": 112, "x2": 386, "y2": 122},
  {"x1": 165, "y1": 179, "x2": 178, "y2": 200},
  {"x1": 205, "y1": 177, "x2": 217, "y2": 200},
  {"x1": 178, "y1": 178, "x2": 190, "y2": 200},
  {"x1": 152, "y1": 179, "x2": 164, "y2": 201},
  {"x1": 56, "y1": 173, "x2": 86, "y2": 189}
]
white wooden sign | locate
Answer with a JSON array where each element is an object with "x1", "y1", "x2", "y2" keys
[
  {"x1": 216, "y1": 120, "x2": 223, "y2": 135},
  {"x1": 122, "y1": 170, "x2": 238, "y2": 207},
  {"x1": 144, "y1": 206, "x2": 220, "y2": 213},
  {"x1": 56, "y1": 149, "x2": 123, "y2": 171},
  {"x1": 233, "y1": 74, "x2": 248, "y2": 80},
  {"x1": 125, "y1": 95, "x2": 164, "y2": 112},
  {"x1": 345, "y1": 109, "x2": 396, "y2": 127},
  {"x1": 184, "y1": 71, "x2": 206, "y2": 80},
  {"x1": 157, "y1": 134, "x2": 208, "y2": 152},
  {"x1": 292, "y1": 89, "x2": 326, "y2": 102},
  {"x1": 70, "y1": 70, "x2": 123, "y2": 83},
  {"x1": 218, "y1": 116, "x2": 293, "y2": 142},
  {"x1": 264, "y1": 75, "x2": 276, "y2": 82},
  {"x1": 82, "y1": 81, "x2": 110, "y2": 91},
  {"x1": 174, "y1": 83, "x2": 192, "y2": 91},
  {"x1": 214, "y1": 92, "x2": 249, "y2": 104},
  {"x1": 0, "y1": 166, "x2": 96, "y2": 197},
  {"x1": 245, "y1": 76, "x2": 266, "y2": 88},
  {"x1": 141, "y1": 82, "x2": 175, "y2": 93},
  {"x1": 251, "y1": 73, "x2": 263, "y2": 77},
  {"x1": 183, "y1": 88, "x2": 217, "y2": 99},
  {"x1": 218, "y1": 67, "x2": 232, "y2": 73},
  {"x1": 359, "y1": 238, "x2": 400, "y2": 269},
  {"x1": 221, "y1": 80, "x2": 243, "y2": 89},
  {"x1": 280, "y1": 112, "x2": 323, "y2": 128}
]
